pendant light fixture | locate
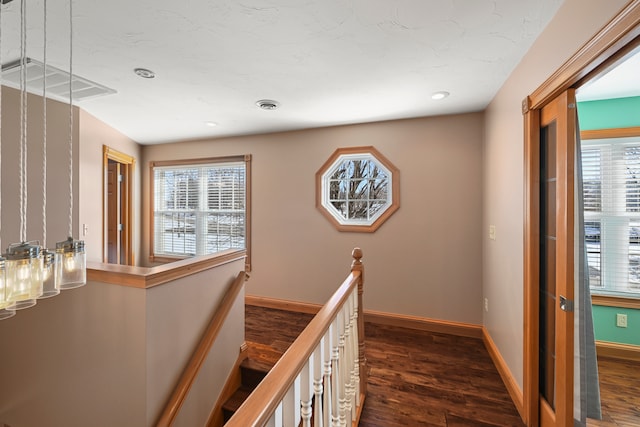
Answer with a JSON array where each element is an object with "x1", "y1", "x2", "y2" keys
[
  {"x1": 39, "y1": 0, "x2": 59, "y2": 299},
  {"x1": 3, "y1": 0, "x2": 45, "y2": 310},
  {"x1": 55, "y1": 0, "x2": 86, "y2": 290},
  {"x1": 0, "y1": 0, "x2": 16, "y2": 321},
  {"x1": 0, "y1": 0, "x2": 86, "y2": 321}
]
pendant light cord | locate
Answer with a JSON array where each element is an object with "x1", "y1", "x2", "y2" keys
[
  {"x1": 19, "y1": 0, "x2": 28, "y2": 244},
  {"x1": 0, "y1": 0, "x2": 3, "y2": 251},
  {"x1": 67, "y1": 0, "x2": 73, "y2": 239},
  {"x1": 42, "y1": 0, "x2": 48, "y2": 248}
]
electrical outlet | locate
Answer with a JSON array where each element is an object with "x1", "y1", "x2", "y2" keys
[
  {"x1": 616, "y1": 313, "x2": 628, "y2": 328},
  {"x1": 489, "y1": 225, "x2": 496, "y2": 241},
  {"x1": 484, "y1": 298, "x2": 489, "y2": 312}
]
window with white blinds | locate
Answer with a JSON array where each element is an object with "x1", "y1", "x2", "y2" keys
[
  {"x1": 151, "y1": 156, "x2": 249, "y2": 259},
  {"x1": 582, "y1": 137, "x2": 640, "y2": 295}
]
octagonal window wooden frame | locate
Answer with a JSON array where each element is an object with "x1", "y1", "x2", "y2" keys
[{"x1": 316, "y1": 146, "x2": 400, "y2": 232}]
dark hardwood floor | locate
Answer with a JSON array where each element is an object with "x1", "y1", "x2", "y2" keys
[
  {"x1": 246, "y1": 305, "x2": 522, "y2": 426},
  {"x1": 246, "y1": 305, "x2": 640, "y2": 426},
  {"x1": 587, "y1": 356, "x2": 640, "y2": 427}
]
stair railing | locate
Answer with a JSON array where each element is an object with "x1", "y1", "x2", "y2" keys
[
  {"x1": 226, "y1": 248, "x2": 367, "y2": 427},
  {"x1": 157, "y1": 270, "x2": 248, "y2": 426}
]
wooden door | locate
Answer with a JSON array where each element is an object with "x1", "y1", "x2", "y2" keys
[
  {"x1": 103, "y1": 146, "x2": 135, "y2": 265},
  {"x1": 538, "y1": 89, "x2": 576, "y2": 426},
  {"x1": 107, "y1": 160, "x2": 120, "y2": 264}
]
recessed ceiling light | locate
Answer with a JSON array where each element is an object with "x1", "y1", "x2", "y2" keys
[
  {"x1": 431, "y1": 91, "x2": 450, "y2": 100},
  {"x1": 205, "y1": 121, "x2": 218, "y2": 127},
  {"x1": 256, "y1": 99, "x2": 280, "y2": 110},
  {"x1": 134, "y1": 68, "x2": 155, "y2": 79}
]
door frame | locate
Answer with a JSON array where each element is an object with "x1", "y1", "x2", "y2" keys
[
  {"x1": 523, "y1": 2, "x2": 640, "y2": 425},
  {"x1": 103, "y1": 145, "x2": 135, "y2": 265}
]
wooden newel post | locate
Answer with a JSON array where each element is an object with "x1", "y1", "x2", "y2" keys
[{"x1": 351, "y1": 247, "x2": 367, "y2": 397}]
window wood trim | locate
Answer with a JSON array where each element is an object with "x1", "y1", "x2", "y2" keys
[
  {"x1": 592, "y1": 294, "x2": 640, "y2": 309},
  {"x1": 315, "y1": 146, "x2": 400, "y2": 233},
  {"x1": 581, "y1": 126, "x2": 640, "y2": 304},
  {"x1": 149, "y1": 155, "x2": 252, "y2": 271},
  {"x1": 581, "y1": 126, "x2": 640, "y2": 140}
]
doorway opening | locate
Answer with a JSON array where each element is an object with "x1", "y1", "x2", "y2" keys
[
  {"x1": 103, "y1": 145, "x2": 135, "y2": 265},
  {"x1": 523, "y1": 3, "x2": 640, "y2": 426}
]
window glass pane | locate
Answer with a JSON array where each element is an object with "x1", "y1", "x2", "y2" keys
[
  {"x1": 153, "y1": 160, "x2": 246, "y2": 258},
  {"x1": 582, "y1": 148, "x2": 601, "y2": 212},
  {"x1": 582, "y1": 140, "x2": 640, "y2": 295},
  {"x1": 629, "y1": 220, "x2": 640, "y2": 292},
  {"x1": 585, "y1": 220, "x2": 601, "y2": 289},
  {"x1": 348, "y1": 201, "x2": 369, "y2": 220},
  {"x1": 370, "y1": 179, "x2": 388, "y2": 201},
  {"x1": 351, "y1": 179, "x2": 368, "y2": 200},
  {"x1": 626, "y1": 146, "x2": 640, "y2": 212}
]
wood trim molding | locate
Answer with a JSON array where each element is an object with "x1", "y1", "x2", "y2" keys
[
  {"x1": 529, "y1": 1, "x2": 640, "y2": 109},
  {"x1": 581, "y1": 126, "x2": 640, "y2": 140},
  {"x1": 596, "y1": 340, "x2": 640, "y2": 361},
  {"x1": 364, "y1": 310, "x2": 482, "y2": 338},
  {"x1": 245, "y1": 294, "x2": 483, "y2": 339},
  {"x1": 148, "y1": 154, "x2": 252, "y2": 271},
  {"x1": 87, "y1": 249, "x2": 246, "y2": 289},
  {"x1": 522, "y1": 106, "x2": 541, "y2": 427},
  {"x1": 482, "y1": 327, "x2": 525, "y2": 423},
  {"x1": 592, "y1": 294, "x2": 640, "y2": 309},
  {"x1": 157, "y1": 271, "x2": 248, "y2": 427},
  {"x1": 245, "y1": 294, "x2": 323, "y2": 314},
  {"x1": 315, "y1": 146, "x2": 400, "y2": 233}
]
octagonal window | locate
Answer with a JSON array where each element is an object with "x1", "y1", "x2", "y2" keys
[{"x1": 316, "y1": 146, "x2": 399, "y2": 232}]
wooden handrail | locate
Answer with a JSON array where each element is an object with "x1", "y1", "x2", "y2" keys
[
  {"x1": 226, "y1": 248, "x2": 366, "y2": 427},
  {"x1": 156, "y1": 270, "x2": 248, "y2": 427}
]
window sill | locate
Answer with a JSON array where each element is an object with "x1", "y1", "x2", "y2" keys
[{"x1": 591, "y1": 293, "x2": 640, "y2": 309}]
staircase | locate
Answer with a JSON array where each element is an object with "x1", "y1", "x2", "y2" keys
[{"x1": 222, "y1": 341, "x2": 283, "y2": 423}]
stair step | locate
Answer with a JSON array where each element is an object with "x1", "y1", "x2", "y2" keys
[
  {"x1": 247, "y1": 341, "x2": 284, "y2": 366},
  {"x1": 222, "y1": 386, "x2": 252, "y2": 422},
  {"x1": 240, "y1": 359, "x2": 271, "y2": 389},
  {"x1": 222, "y1": 342, "x2": 284, "y2": 424}
]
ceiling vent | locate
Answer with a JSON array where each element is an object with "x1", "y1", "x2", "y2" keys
[{"x1": 1, "y1": 58, "x2": 116, "y2": 102}]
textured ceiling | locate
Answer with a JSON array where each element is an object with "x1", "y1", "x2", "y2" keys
[{"x1": 1, "y1": 0, "x2": 566, "y2": 144}]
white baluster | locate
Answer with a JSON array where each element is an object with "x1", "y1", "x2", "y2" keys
[
  {"x1": 300, "y1": 359, "x2": 312, "y2": 427},
  {"x1": 273, "y1": 401, "x2": 283, "y2": 427},
  {"x1": 351, "y1": 291, "x2": 361, "y2": 409},
  {"x1": 282, "y1": 376, "x2": 301, "y2": 427},
  {"x1": 351, "y1": 291, "x2": 359, "y2": 420},
  {"x1": 342, "y1": 302, "x2": 354, "y2": 423},
  {"x1": 323, "y1": 328, "x2": 332, "y2": 427},
  {"x1": 331, "y1": 317, "x2": 340, "y2": 427},
  {"x1": 314, "y1": 340, "x2": 324, "y2": 427},
  {"x1": 337, "y1": 308, "x2": 347, "y2": 427}
]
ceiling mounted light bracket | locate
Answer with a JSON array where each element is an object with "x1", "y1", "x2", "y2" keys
[{"x1": 256, "y1": 99, "x2": 280, "y2": 110}]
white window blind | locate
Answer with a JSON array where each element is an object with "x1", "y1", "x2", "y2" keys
[
  {"x1": 153, "y1": 161, "x2": 246, "y2": 257},
  {"x1": 582, "y1": 138, "x2": 640, "y2": 294}
]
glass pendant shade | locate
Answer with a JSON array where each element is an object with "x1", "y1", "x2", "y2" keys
[
  {"x1": 39, "y1": 249, "x2": 60, "y2": 298},
  {"x1": 55, "y1": 237, "x2": 86, "y2": 290},
  {"x1": 0, "y1": 257, "x2": 17, "y2": 320},
  {"x1": 5, "y1": 242, "x2": 44, "y2": 310}
]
